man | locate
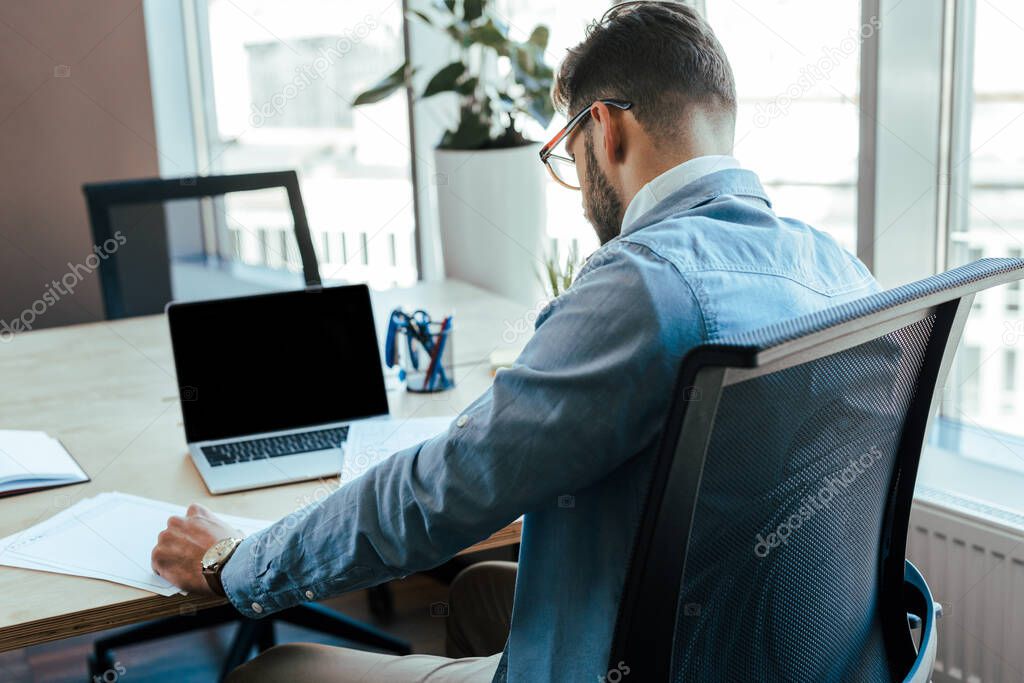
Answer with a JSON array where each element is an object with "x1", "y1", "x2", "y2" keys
[{"x1": 152, "y1": 2, "x2": 879, "y2": 681}]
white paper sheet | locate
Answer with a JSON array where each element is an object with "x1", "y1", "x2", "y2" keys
[
  {"x1": 342, "y1": 416, "x2": 454, "y2": 484},
  {"x1": 0, "y1": 492, "x2": 270, "y2": 596}
]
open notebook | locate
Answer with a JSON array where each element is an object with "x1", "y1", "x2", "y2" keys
[{"x1": 0, "y1": 430, "x2": 89, "y2": 497}]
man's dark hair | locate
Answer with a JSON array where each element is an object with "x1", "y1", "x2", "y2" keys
[{"x1": 553, "y1": 1, "x2": 736, "y2": 139}]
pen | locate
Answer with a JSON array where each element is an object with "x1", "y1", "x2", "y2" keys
[{"x1": 424, "y1": 316, "x2": 452, "y2": 391}]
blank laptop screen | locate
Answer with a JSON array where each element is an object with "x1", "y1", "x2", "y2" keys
[{"x1": 167, "y1": 285, "x2": 388, "y2": 443}]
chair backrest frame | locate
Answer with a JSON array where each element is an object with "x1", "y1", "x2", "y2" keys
[
  {"x1": 82, "y1": 170, "x2": 321, "y2": 319},
  {"x1": 609, "y1": 259, "x2": 1024, "y2": 681}
]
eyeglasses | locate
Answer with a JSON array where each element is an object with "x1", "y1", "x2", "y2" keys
[{"x1": 539, "y1": 99, "x2": 633, "y2": 190}]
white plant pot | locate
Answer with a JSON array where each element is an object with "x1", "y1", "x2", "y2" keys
[{"x1": 434, "y1": 144, "x2": 547, "y2": 307}]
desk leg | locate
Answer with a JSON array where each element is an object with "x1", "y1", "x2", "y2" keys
[
  {"x1": 256, "y1": 620, "x2": 276, "y2": 652},
  {"x1": 219, "y1": 620, "x2": 261, "y2": 681},
  {"x1": 88, "y1": 604, "x2": 242, "y2": 678}
]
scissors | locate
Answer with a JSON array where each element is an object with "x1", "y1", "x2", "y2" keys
[
  {"x1": 409, "y1": 310, "x2": 433, "y2": 349},
  {"x1": 385, "y1": 309, "x2": 434, "y2": 371}
]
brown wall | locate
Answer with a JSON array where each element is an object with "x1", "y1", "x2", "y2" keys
[{"x1": 0, "y1": 1, "x2": 159, "y2": 331}]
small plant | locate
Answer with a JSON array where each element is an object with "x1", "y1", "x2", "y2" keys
[
  {"x1": 353, "y1": 0, "x2": 555, "y2": 150},
  {"x1": 539, "y1": 241, "x2": 581, "y2": 298}
]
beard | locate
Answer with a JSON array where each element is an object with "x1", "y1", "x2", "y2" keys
[{"x1": 583, "y1": 134, "x2": 625, "y2": 245}]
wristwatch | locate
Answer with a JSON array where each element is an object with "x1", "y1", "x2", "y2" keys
[{"x1": 201, "y1": 537, "x2": 243, "y2": 597}]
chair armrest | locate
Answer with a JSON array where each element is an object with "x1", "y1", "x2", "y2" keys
[{"x1": 903, "y1": 560, "x2": 938, "y2": 683}]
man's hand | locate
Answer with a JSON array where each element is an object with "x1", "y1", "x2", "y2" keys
[{"x1": 151, "y1": 502, "x2": 243, "y2": 595}]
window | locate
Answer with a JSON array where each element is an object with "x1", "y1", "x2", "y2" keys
[
  {"x1": 705, "y1": 0, "x2": 863, "y2": 253},
  {"x1": 940, "y1": 0, "x2": 1024, "y2": 441},
  {"x1": 143, "y1": 0, "x2": 1021, "y2": 520},
  {"x1": 198, "y1": 0, "x2": 418, "y2": 289},
  {"x1": 921, "y1": 0, "x2": 1024, "y2": 514},
  {"x1": 499, "y1": 0, "x2": 864, "y2": 266},
  {"x1": 499, "y1": 0, "x2": 610, "y2": 263},
  {"x1": 968, "y1": 246, "x2": 984, "y2": 310},
  {"x1": 1005, "y1": 349, "x2": 1017, "y2": 393},
  {"x1": 956, "y1": 345, "x2": 982, "y2": 416}
]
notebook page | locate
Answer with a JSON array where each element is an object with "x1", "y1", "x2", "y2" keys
[{"x1": 0, "y1": 431, "x2": 86, "y2": 486}]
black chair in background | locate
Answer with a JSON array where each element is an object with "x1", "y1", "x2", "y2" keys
[
  {"x1": 612, "y1": 258, "x2": 1024, "y2": 681},
  {"x1": 81, "y1": 172, "x2": 407, "y2": 678},
  {"x1": 82, "y1": 171, "x2": 322, "y2": 319}
]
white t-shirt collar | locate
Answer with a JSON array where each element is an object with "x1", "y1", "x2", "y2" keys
[{"x1": 620, "y1": 155, "x2": 741, "y2": 232}]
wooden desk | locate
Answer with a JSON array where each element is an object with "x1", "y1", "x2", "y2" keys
[{"x1": 0, "y1": 280, "x2": 529, "y2": 652}]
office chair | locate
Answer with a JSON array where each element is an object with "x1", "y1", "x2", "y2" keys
[
  {"x1": 82, "y1": 171, "x2": 322, "y2": 319},
  {"x1": 81, "y1": 172, "x2": 408, "y2": 677},
  {"x1": 612, "y1": 258, "x2": 1024, "y2": 681}
]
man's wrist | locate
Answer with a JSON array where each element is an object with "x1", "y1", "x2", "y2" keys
[
  {"x1": 201, "y1": 537, "x2": 244, "y2": 597},
  {"x1": 217, "y1": 535, "x2": 274, "y2": 619}
]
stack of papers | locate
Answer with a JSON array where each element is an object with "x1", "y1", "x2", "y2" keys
[
  {"x1": 0, "y1": 430, "x2": 88, "y2": 497},
  {"x1": 0, "y1": 419, "x2": 454, "y2": 595},
  {"x1": 342, "y1": 416, "x2": 453, "y2": 484},
  {"x1": 0, "y1": 492, "x2": 270, "y2": 595}
]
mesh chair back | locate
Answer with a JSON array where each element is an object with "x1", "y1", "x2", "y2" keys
[
  {"x1": 674, "y1": 319, "x2": 929, "y2": 680},
  {"x1": 611, "y1": 258, "x2": 1024, "y2": 682}
]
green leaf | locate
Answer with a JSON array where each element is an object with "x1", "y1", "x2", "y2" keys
[
  {"x1": 528, "y1": 25, "x2": 549, "y2": 50},
  {"x1": 441, "y1": 111, "x2": 491, "y2": 149},
  {"x1": 463, "y1": 19, "x2": 508, "y2": 53},
  {"x1": 352, "y1": 62, "x2": 408, "y2": 106},
  {"x1": 491, "y1": 92, "x2": 516, "y2": 113},
  {"x1": 513, "y1": 45, "x2": 536, "y2": 78},
  {"x1": 509, "y1": 40, "x2": 554, "y2": 118},
  {"x1": 408, "y1": 9, "x2": 433, "y2": 25},
  {"x1": 463, "y1": 0, "x2": 484, "y2": 22},
  {"x1": 546, "y1": 259, "x2": 559, "y2": 297},
  {"x1": 509, "y1": 56, "x2": 540, "y2": 92},
  {"x1": 442, "y1": 0, "x2": 456, "y2": 12},
  {"x1": 524, "y1": 92, "x2": 555, "y2": 128},
  {"x1": 445, "y1": 22, "x2": 466, "y2": 42},
  {"x1": 454, "y1": 77, "x2": 478, "y2": 95},
  {"x1": 422, "y1": 61, "x2": 466, "y2": 98},
  {"x1": 487, "y1": 11, "x2": 510, "y2": 36}
]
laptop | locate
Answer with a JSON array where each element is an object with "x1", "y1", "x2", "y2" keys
[{"x1": 166, "y1": 285, "x2": 389, "y2": 494}]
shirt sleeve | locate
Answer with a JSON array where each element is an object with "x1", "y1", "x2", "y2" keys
[{"x1": 220, "y1": 241, "x2": 705, "y2": 618}]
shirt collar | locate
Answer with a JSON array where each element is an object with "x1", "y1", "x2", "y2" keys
[
  {"x1": 620, "y1": 155, "x2": 741, "y2": 233},
  {"x1": 618, "y1": 166, "x2": 773, "y2": 239}
]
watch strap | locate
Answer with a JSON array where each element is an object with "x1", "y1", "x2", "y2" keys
[
  {"x1": 204, "y1": 565, "x2": 227, "y2": 597},
  {"x1": 202, "y1": 538, "x2": 242, "y2": 598}
]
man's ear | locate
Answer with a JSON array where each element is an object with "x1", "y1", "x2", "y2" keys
[{"x1": 589, "y1": 101, "x2": 624, "y2": 166}]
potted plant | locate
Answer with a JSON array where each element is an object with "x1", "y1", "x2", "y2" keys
[{"x1": 354, "y1": 0, "x2": 555, "y2": 305}]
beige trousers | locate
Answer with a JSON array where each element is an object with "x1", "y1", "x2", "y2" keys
[{"x1": 227, "y1": 561, "x2": 518, "y2": 682}]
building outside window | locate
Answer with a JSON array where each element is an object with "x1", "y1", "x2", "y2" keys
[
  {"x1": 918, "y1": 0, "x2": 1024, "y2": 514},
  {"x1": 200, "y1": 0, "x2": 418, "y2": 289},
  {"x1": 500, "y1": 0, "x2": 864, "y2": 265}
]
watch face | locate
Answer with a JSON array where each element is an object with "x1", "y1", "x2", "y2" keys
[{"x1": 202, "y1": 538, "x2": 236, "y2": 570}]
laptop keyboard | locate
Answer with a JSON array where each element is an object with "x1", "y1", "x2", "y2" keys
[{"x1": 201, "y1": 426, "x2": 349, "y2": 467}]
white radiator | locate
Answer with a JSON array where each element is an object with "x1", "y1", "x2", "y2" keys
[{"x1": 908, "y1": 487, "x2": 1024, "y2": 683}]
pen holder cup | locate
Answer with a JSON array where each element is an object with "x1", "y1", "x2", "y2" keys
[{"x1": 397, "y1": 322, "x2": 455, "y2": 393}]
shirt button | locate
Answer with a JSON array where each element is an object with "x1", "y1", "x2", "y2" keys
[
  {"x1": 456, "y1": 415, "x2": 469, "y2": 428},
  {"x1": 305, "y1": 590, "x2": 314, "y2": 599},
  {"x1": 251, "y1": 602, "x2": 263, "y2": 614}
]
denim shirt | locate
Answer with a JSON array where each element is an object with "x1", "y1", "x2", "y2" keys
[{"x1": 221, "y1": 169, "x2": 879, "y2": 682}]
